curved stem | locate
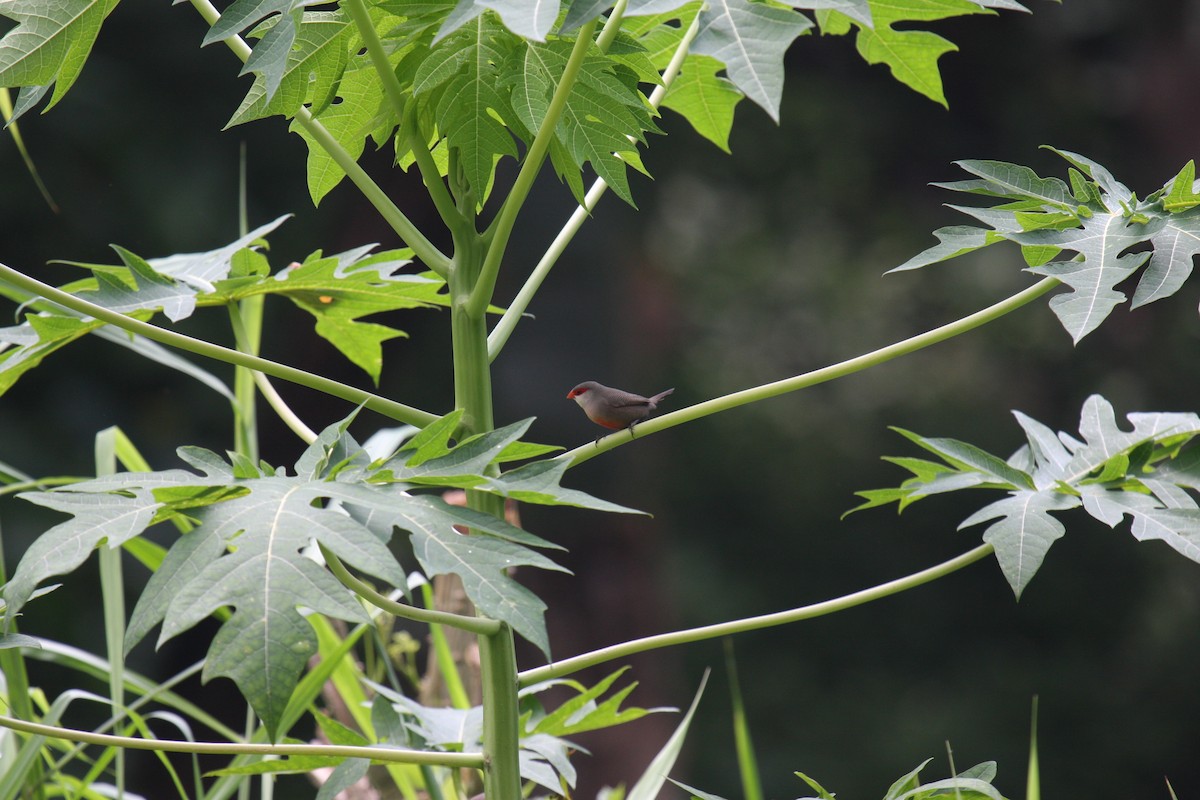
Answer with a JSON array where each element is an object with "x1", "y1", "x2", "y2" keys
[
  {"x1": 467, "y1": 19, "x2": 600, "y2": 319},
  {"x1": 320, "y1": 544, "x2": 503, "y2": 635},
  {"x1": 0, "y1": 715, "x2": 484, "y2": 768},
  {"x1": 487, "y1": 16, "x2": 700, "y2": 361},
  {"x1": 560, "y1": 277, "x2": 1061, "y2": 465},
  {"x1": 185, "y1": 0, "x2": 452, "y2": 278},
  {"x1": 0, "y1": 263, "x2": 438, "y2": 428},
  {"x1": 518, "y1": 543, "x2": 995, "y2": 686},
  {"x1": 228, "y1": 304, "x2": 318, "y2": 444},
  {"x1": 251, "y1": 370, "x2": 318, "y2": 443}
]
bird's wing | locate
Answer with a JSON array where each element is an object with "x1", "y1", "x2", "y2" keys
[{"x1": 606, "y1": 392, "x2": 651, "y2": 409}]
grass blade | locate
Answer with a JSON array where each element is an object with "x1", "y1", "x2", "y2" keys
[{"x1": 628, "y1": 670, "x2": 710, "y2": 800}]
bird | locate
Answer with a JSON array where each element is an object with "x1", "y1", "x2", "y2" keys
[{"x1": 566, "y1": 381, "x2": 675, "y2": 439}]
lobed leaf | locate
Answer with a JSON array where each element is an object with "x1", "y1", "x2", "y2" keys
[
  {"x1": 860, "y1": 395, "x2": 1200, "y2": 597},
  {"x1": 0, "y1": 0, "x2": 118, "y2": 119},
  {"x1": 228, "y1": 10, "x2": 351, "y2": 126},
  {"x1": 954, "y1": 160, "x2": 1072, "y2": 208},
  {"x1": 1021, "y1": 213, "x2": 1160, "y2": 342},
  {"x1": 523, "y1": 667, "x2": 664, "y2": 737},
  {"x1": 9, "y1": 411, "x2": 606, "y2": 736},
  {"x1": 1131, "y1": 207, "x2": 1200, "y2": 308},
  {"x1": 689, "y1": 0, "x2": 813, "y2": 122},
  {"x1": 898, "y1": 150, "x2": 1200, "y2": 342},
  {"x1": 959, "y1": 491, "x2": 1078, "y2": 598},
  {"x1": 818, "y1": 0, "x2": 998, "y2": 107},
  {"x1": 660, "y1": 54, "x2": 742, "y2": 152},
  {"x1": 888, "y1": 226, "x2": 1002, "y2": 272}
]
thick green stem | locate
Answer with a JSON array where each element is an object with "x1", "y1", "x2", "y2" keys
[
  {"x1": 559, "y1": 277, "x2": 1061, "y2": 464},
  {"x1": 94, "y1": 431, "x2": 127, "y2": 798},
  {"x1": 450, "y1": 221, "x2": 521, "y2": 798},
  {"x1": 518, "y1": 543, "x2": 995, "y2": 686},
  {"x1": 0, "y1": 264, "x2": 438, "y2": 427},
  {"x1": 231, "y1": 153, "x2": 262, "y2": 461},
  {"x1": 479, "y1": 625, "x2": 521, "y2": 799}
]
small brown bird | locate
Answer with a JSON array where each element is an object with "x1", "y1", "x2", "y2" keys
[{"x1": 567, "y1": 381, "x2": 675, "y2": 437}]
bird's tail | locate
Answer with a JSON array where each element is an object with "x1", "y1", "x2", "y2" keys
[{"x1": 649, "y1": 388, "x2": 675, "y2": 406}]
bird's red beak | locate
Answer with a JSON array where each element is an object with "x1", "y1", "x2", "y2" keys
[{"x1": 566, "y1": 387, "x2": 586, "y2": 399}]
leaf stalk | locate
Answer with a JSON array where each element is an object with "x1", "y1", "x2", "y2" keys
[
  {"x1": 344, "y1": 0, "x2": 464, "y2": 242},
  {"x1": 467, "y1": 19, "x2": 601, "y2": 319},
  {"x1": 0, "y1": 715, "x2": 485, "y2": 768},
  {"x1": 486, "y1": 15, "x2": 701, "y2": 360},
  {"x1": 0, "y1": 263, "x2": 438, "y2": 428},
  {"x1": 560, "y1": 277, "x2": 1061, "y2": 464},
  {"x1": 320, "y1": 545, "x2": 502, "y2": 635},
  {"x1": 518, "y1": 543, "x2": 996, "y2": 686}
]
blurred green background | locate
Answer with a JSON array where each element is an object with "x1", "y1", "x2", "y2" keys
[{"x1": 3, "y1": 1, "x2": 1200, "y2": 798}]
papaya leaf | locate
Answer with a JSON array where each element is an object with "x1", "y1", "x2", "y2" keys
[
  {"x1": 959, "y1": 491, "x2": 1078, "y2": 598},
  {"x1": 689, "y1": 0, "x2": 813, "y2": 122},
  {"x1": 413, "y1": 15, "x2": 519, "y2": 198},
  {"x1": 229, "y1": 248, "x2": 447, "y2": 384},
  {"x1": 9, "y1": 412, "x2": 579, "y2": 736},
  {"x1": 817, "y1": 0, "x2": 999, "y2": 108},
  {"x1": 291, "y1": 52, "x2": 386, "y2": 203},
  {"x1": 859, "y1": 395, "x2": 1200, "y2": 597},
  {"x1": 371, "y1": 676, "x2": 657, "y2": 796},
  {"x1": 1161, "y1": 159, "x2": 1200, "y2": 212},
  {"x1": 0, "y1": 0, "x2": 119, "y2": 119},
  {"x1": 201, "y1": 0, "x2": 327, "y2": 46},
  {"x1": 661, "y1": 54, "x2": 742, "y2": 152},
  {"x1": 1021, "y1": 213, "x2": 1160, "y2": 342},
  {"x1": 522, "y1": 667, "x2": 667, "y2": 737},
  {"x1": 899, "y1": 151, "x2": 1200, "y2": 342},
  {"x1": 1131, "y1": 206, "x2": 1200, "y2": 309},
  {"x1": 228, "y1": 10, "x2": 351, "y2": 126}
]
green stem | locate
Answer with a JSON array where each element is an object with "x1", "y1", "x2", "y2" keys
[
  {"x1": 518, "y1": 543, "x2": 995, "y2": 686},
  {"x1": 594, "y1": 0, "x2": 629, "y2": 52},
  {"x1": 0, "y1": 263, "x2": 438, "y2": 427},
  {"x1": 0, "y1": 715, "x2": 485, "y2": 768},
  {"x1": 344, "y1": 0, "x2": 463, "y2": 239},
  {"x1": 227, "y1": 302, "x2": 260, "y2": 461},
  {"x1": 560, "y1": 277, "x2": 1061, "y2": 465},
  {"x1": 185, "y1": 0, "x2": 452, "y2": 278},
  {"x1": 94, "y1": 430, "x2": 127, "y2": 799},
  {"x1": 0, "y1": 528, "x2": 46, "y2": 800},
  {"x1": 228, "y1": 304, "x2": 317, "y2": 444},
  {"x1": 321, "y1": 544, "x2": 502, "y2": 635},
  {"x1": 293, "y1": 107, "x2": 452, "y2": 276},
  {"x1": 479, "y1": 625, "x2": 521, "y2": 800},
  {"x1": 487, "y1": 16, "x2": 700, "y2": 361},
  {"x1": 467, "y1": 19, "x2": 600, "y2": 319},
  {"x1": 449, "y1": 209, "x2": 520, "y2": 799},
  {"x1": 233, "y1": 146, "x2": 261, "y2": 461}
]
